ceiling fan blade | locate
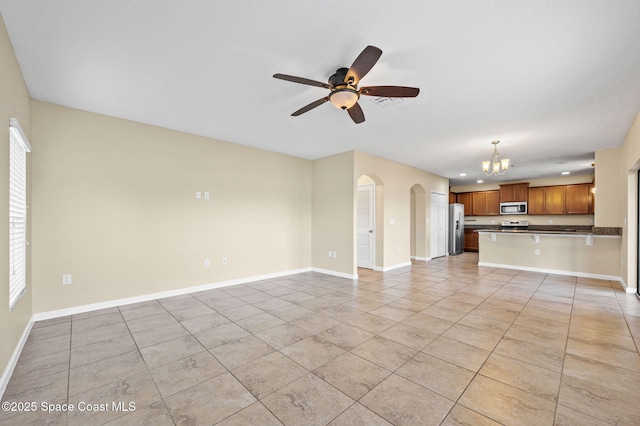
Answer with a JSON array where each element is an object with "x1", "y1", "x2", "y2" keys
[
  {"x1": 291, "y1": 97, "x2": 330, "y2": 116},
  {"x1": 345, "y1": 45, "x2": 382, "y2": 84},
  {"x1": 273, "y1": 74, "x2": 330, "y2": 89},
  {"x1": 360, "y1": 86, "x2": 420, "y2": 97},
  {"x1": 347, "y1": 102, "x2": 365, "y2": 124}
]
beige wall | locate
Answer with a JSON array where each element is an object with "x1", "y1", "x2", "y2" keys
[
  {"x1": 311, "y1": 151, "x2": 449, "y2": 276},
  {"x1": 595, "y1": 148, "x2": 623, "y2": 227},
  {"x1": 311, "y1": 152, "x2": 355, "y2": 276},
  {"x1": 30, "y1": 101, "x2": 312, "y2": 312},
  {"x1": 620, "y1": 112, "x2": 640, "y2": 289},
  {"x1": 354, "y1": 151, "x2": 449, "y2": 271},
  {"x1": 478, "y1": 233, "x2": 622, "y2": 278},
  {"x1": 410, "y1": 185, "x2": 428, "y2": 260},
  {"x1": 0, "y1": 12, "x2": 33, "y2": 388}
]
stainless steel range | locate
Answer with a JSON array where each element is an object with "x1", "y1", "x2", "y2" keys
[{"x1": 501, "y1": 220, "x2": 529, "y2": 230}]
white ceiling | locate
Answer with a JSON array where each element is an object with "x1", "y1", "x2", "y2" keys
[{"x1": 2, "y1": 0, "x2": 640, "y2": 185}]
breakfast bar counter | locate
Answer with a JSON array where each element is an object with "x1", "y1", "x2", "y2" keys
[{"x1": 475, "y1": 228, "x2": 622, "y2": 281}]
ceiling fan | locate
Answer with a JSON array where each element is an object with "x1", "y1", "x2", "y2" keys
[{"x1": 273, "y1": 45, "x2": 419, "y2": 124}]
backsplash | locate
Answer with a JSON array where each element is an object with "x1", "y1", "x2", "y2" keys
[{"x1": 463, "y1": 214, "x2": 594, "y2": 226}]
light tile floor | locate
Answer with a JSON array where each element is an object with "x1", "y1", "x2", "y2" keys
[{"x1": 2, "y1": 253, "x2": 640, "y2": 425}]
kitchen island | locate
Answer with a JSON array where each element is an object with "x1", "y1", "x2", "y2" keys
[{"x1": 476, "y1": 228, "x2": 622, "y2": 282}]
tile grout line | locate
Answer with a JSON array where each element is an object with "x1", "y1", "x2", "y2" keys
[{"x1": 442, "y1": 269, "x2": 559, "y2": 425}]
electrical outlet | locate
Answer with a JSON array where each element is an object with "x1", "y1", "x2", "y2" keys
[
  {"x1": 204, "y1": 192, "x2": 210, "y2": 200},
  {"x1": 222, "y1": 258, "x2": 228, "y2": 265},
  {"x1": 62, "y1": 274, "x2": 72, "y2": 285},
  {"x1": 535, "y1": 249, "x2": 540, "y2": 255},
  {"x1": 204, "y1": 259, "x2": 210, "y2": 267},
  {"x1": 196, "y1": 191, "x2": 201, "y2": 199},
  {"x1": 332, "y1": 251, "x2": 337, "y2": 258},
  {"x1": 548, "y1": 219, "x2": 553, "y2": 224}
]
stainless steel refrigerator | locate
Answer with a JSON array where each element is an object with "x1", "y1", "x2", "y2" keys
[{"x1": 449, "y1": 203, "x2": 465, "y2": 255}]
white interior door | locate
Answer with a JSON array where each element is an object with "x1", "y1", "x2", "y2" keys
[
  {"x1": 431, "y1": 192, "x2": 447, "y2": 258},
  {"x1": 438, "y1": 193, "x2": 447, "y2": 256},
  {"x1": 357, "y1": 185, "x2": 375, "y2": 268}
]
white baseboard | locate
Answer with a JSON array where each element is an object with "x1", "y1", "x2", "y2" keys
[
  {"x1": 32, "y1": 267, "x2": 313, "y2": 322},
  {"x1": 413, "y1": 257, "x2": 431, "y2": 262},
  {"x1": 616, "y1": 277, "x2": 636, "y2": 293},
  {"x1": 374, "y1": 261, "x2": 412, "y2": 272},
  {"x1": 478, "y1": 262, "x2": 623, "y2": 283},
  {"x1": 310, "y1": 267, "x2": 357, "y2": 280},
  {"x1": 1, "y1": 319, "x2": 33, "y2": 399}
]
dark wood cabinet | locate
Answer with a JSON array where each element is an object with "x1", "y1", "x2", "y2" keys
[
  {"x1": 545, "y1": 186, "x2": 565, "y2": 215},
  {"x1": 528, "y1": 187, "x2": 545, "y2": 215},
  {"x1": 456, "y1": 182, "x2": 594, "y2": 217},
  {"x1": 471, "y1": 192, "x2": 487, "y2": 216},
  {"x1": 457, "y1": 192, "x2": 472, "y2": 216},
  {"x1": 471, "y1": 190, "x2": 500, "y2": 216},
  {"x1": 499, "y1": 183, "x2": 529, "y2": 202},
  {"x1": 464, "y1": 229, "x2": 478, "y2": 251},
  {"x1": 564, "y1": 185, "x2": 589, "y2": 214},
  {"x1": 565, "y1": 184, "x2": 590, "y2": 214},
  {"x1": 528, "y1": 185, "x2": 565, "y2": 215},
  {"x1": 486, "y1": 190, "x2": 500, "y2": 215}
]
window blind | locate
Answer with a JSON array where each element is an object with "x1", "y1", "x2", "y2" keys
[{"x1": 9, "y1": 118, "x2": 30, "y2": 311}]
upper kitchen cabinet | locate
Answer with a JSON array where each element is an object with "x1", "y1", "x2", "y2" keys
[
  {"x1": 565, "y1": 183, "x2": 592, "y2": 214},
  {"x1": 528, "y1": 187, "x2": 545, "y2": 215},
  {"x1": 486, "y1": 190, "x2": 500, "y2": 215},
  {"x1": 457, "y1": 192, "x2": 472, "y2": 216},
  {"x1": 472, "y1": 190, "x2": 500, "y2": 216},
  {"x1": 528, "y1": 185, "x2": 565, "y2": 215},
  {"x1": 545, "y1": 186, "x2": 565, "y2": 214},
  {"x1": 499, "y1": 183, "x2": 529, "y2": 202}
]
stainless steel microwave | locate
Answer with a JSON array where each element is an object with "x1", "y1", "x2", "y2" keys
[{"x1": 500, "y1": 201, "x2": 527, "y2": 215}]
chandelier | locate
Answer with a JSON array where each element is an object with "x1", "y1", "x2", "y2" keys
[{"x1": 482, "y1": 140, "x2": 509, "y2": 176}]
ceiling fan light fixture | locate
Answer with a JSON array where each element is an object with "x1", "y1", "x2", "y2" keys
[{"x1": 329, "y1": 88, "x2": 360, "y2": 110}]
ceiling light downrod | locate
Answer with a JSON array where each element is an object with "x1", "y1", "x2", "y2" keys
[{"x1": 482, "y1": 140, "x2": 509, "y2": 176}]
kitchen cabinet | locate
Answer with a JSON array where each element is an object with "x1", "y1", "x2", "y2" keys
[
  {"x1": 486, "y1": 191, "x2": 500, "y2": 215},
  {"x1": 457, "y1": 182, "x2": 594, "y2": 217},
  {"x1": 565, "y1": 184, "x2": 590, "y2": 214},
  {"x1": 464, "y1": 229, "x2": 478, "y2": 251},
  {"x1": 588, "y1": 183, "x2": 595, "y2": 214},
  {"x1": 449, "y1": 192, "x2": 456, "y2": 204},
  {"x1": 472, "y1": 192, "x2": 486, "y2": 216},
  {"x1": 457, "y1": 192, "x2": 472, "y2": 216},
  {"x1": 499, "y1": 183, "x2": 529, "y2": 202},
  {"x1": 528, "y1": 186, "x2": 565, "y2": 215},
  {"x1": 472, "y1": 190, "x2": 500, "y2": 216},
  {"x1": 545, "y1": 186, "x2": 565, "y2": 214},
  {"x1": 528, "y1": 187, "x2": 545, "y2": 214}
]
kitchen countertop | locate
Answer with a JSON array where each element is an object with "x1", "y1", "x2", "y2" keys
[
  {"x1": 465, "y1": 224, "x2": 622, "y2": 236},
  {"x1": 475, "y1": 229, "x2": 593, "y2": 235}
]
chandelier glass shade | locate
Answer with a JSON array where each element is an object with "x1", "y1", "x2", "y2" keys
[{"x1": 482, "y1": 140, "x2": 509, "y2": 176}]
